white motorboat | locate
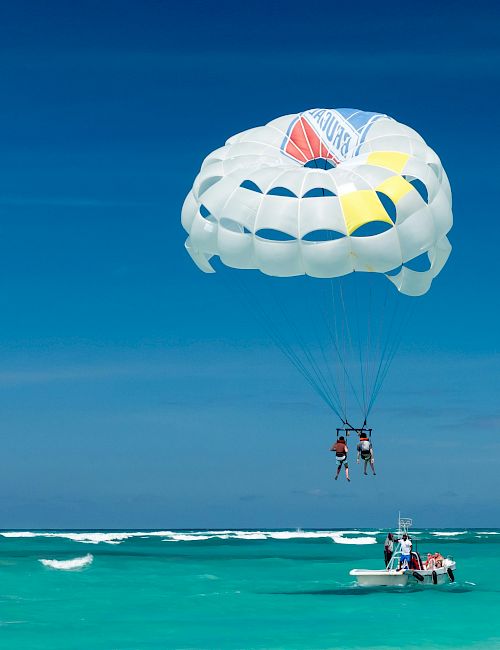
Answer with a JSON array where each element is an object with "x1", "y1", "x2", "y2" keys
[{"x1": 350, "y1": 515, "x2": 457, "y2": 587}]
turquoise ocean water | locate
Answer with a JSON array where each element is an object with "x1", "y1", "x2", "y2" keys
[{"x1": 0, "y1": 528, "x2": 499, "y2": 649}]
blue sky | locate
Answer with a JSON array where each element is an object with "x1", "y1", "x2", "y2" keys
[{"x1": 0, "y1": 0, "x2": 498, "y2": 528}]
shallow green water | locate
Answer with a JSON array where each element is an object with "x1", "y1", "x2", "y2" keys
[{"x1": 0, "y1": 529, "x2": 498, "y2": 649}]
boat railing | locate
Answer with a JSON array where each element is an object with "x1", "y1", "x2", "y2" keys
[{"x1": 387, "y1": 544, "x2": 402, "y2": 570}]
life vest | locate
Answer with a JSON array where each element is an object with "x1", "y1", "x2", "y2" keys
[
  {"x1": 359, "y1": 437, "x2": 371, "y2": 458},
  {"x1": 334, "y1": 442, "x2": 347, "y2": 457}
]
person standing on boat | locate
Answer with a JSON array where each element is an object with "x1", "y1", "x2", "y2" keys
[
  {"x1": 398, "y1": 534, "x2": 412, "y2": 570},
  {"x1": 357, "y1": 434, "x2": 376, "y2": 476},
  {"x1": 384, "y1": 533, "x2": 394, "y2": 566},
  {"x1": 331, "y1": 436, "x2": 350, "y2": 482}
]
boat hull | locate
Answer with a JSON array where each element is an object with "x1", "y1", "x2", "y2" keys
[{"x1": 350, "y1": 563, "x2": 456, "y2": 587}]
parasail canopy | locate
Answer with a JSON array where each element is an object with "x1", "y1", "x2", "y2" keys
[{"x1": 181, "y1": 108, "x2": 453, "y2": 424}]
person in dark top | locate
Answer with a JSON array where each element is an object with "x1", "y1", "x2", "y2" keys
[
  {"x1": 384, "y1": 532, "x2": 394, "y2": 566},
  {"x1": 331, "y1": 435, "x2": 350, "y2": 482}
]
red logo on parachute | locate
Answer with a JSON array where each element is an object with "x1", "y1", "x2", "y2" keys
[{"x1": 283, "y1": 116, "x2": 340, "y2": 166}]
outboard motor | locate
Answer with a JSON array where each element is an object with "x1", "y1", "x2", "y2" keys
[{"x1": 447, "y1": 567, "x2": 455, "y2": 583}]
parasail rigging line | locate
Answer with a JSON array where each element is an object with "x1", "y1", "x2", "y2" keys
[
  {"x1": 266, "y1": 278, "x2": 348, "y2": 420},
  {"x1": 366, "y1": 300, "x2": 414, "y2": 417},
  {"x1": 365, "y1": 277, "x2": 390, "y2": 415},
  {"x1": 337, "y1": 278, "x2": 366, "y2": 416},
  {"x1": 365, "y1": 295, "x2": 400, "y2": 416},
  {"x1": 353, "y1": 273, "x2": 368, "y2": 417},
  {"x1": 366, "y1": 295, "x2": 409, "y2": 417},
  {"x1": 225, "y1": 272, "x2": 348, "y2": 423},
  {"x1": 322, "y1": 280, "x2": 365, "y2": 417}
]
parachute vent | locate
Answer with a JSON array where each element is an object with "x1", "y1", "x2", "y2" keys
[
  {"x1": 351, "y1": 221, "x2": 393, "y2": 237},
  {"x1": 267, "y1": 187, "x2": 297, "y2": 197},
  {"x1": 403, "y1": 176, "x2": 429, "y2": 203},
  {"x1": 375, "y1": 191, "x2": 397, "y2": 222},
  {"x1": 240, "y1": 180, "x2": 263, "y2": 193},
  {"x1": 302, "y1": 230, "x2": 345, "y2": 242},
  {"x1": 302, "y1": 188, "x2": 336, "y2": 198},
  {"x1": 304, "y1": 158, "x2": 335, "y2": 170},
  {"x1": 255, "y1": 229, "x2": 296, "y2": 241}
]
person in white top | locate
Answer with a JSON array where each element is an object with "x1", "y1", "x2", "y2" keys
[{"x1": 398, "y1": 534, "x2": 412, "y2": 570}]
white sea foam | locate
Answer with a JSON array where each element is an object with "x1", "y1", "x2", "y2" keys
[
  {"x1": 39, "y1": 554, "x2": 93, "y2": 570},
  {"x1": 273, "y1": 531, "x2": 320, "y2": 540},
  {"x1": 359, "y1": 531, "x2": 382, "y2": 536},
  {"x1": 231, "y1": 530, "x2": 378, "y2": 544},
  {"x1": 293, "y1": 531, "x2": 374, "y2": 544},
  {"x1": 1, "y1": 529, "x2": 378, "y2": 545},
  {"x1": 331, "y1": 534, "x2": 377, "y2": 545},
  {"x1": 476, "y1": 531, "x2": 500, "y2": 535},
  {"x1": 0, "y1": 531, "x2": 176, "y2": 545},
  {"x1": 50, "y1": 532, "x2": 132, "y2": 544},
  {"x1": 336, "y1": 530, "x2": 382, "y2": 536},
  {"x1": 430, "y1": 531, "x2": 467, "y2": 537},
  {"x1": 232, "y1": 532, "x2": 267, "y2": 540},
  {"x1": 164, "y1": 534, "x2": 212, "y2": 542}
]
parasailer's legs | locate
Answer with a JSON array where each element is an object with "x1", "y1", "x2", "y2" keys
[
  {"x1": 334, "y1": 460, "x2": 350, "y2": 482},
  {"x1": 363, "y1": 458, "x2": 376, "y2": 475}
]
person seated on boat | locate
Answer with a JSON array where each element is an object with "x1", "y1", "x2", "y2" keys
[
  {"x1": 433, "y1": 552, "x2": 444, "y2": 568},
  {"x1": 398, "y1": 534, "x2": 412, "y2": 570},
  {"x1": 424, "y1": 553, "x2": 436, "y2": 569},
  {"x1": 383, "y1": 533, "x2": 394, "y2": 566},
  {"x1": 357, "y1": 434, "x2": 376, "y2": 476},
  {"x1": 331, "y1": 436, "x2": 350, "y2": 482}
]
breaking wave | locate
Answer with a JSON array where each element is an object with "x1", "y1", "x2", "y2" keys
[
  {"x1": 431, "y1": 531, "x2": 467, "y2": 537},
  {"x1": 165, "y1": 534, "x2": 212, "y2": 542},
  {"x1": 476, "y1": 531, "x2": 500, "y2": 535},
  {"x1": 2, "y1": 529, "x2": 495, "y2": 546},
  {"x1": 39, "y1": 554, "x2": 93, "y2": 570},
  {"x1": 1, "y1": 529, "x2": 377, "y2": 545},
  {"x1": 331, "y1": 534, "x2": 377, "y2": 545},
  {"x1": 161, "y1": 530, "x2": 376, "y2": 544},
  {"x1": 1, "y1": 531, "x2": 174, "y2": 544}
]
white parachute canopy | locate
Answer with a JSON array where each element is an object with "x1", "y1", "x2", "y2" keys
[{"x1": 181, "y1": 109, "x2": 453, "y2": 423}]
